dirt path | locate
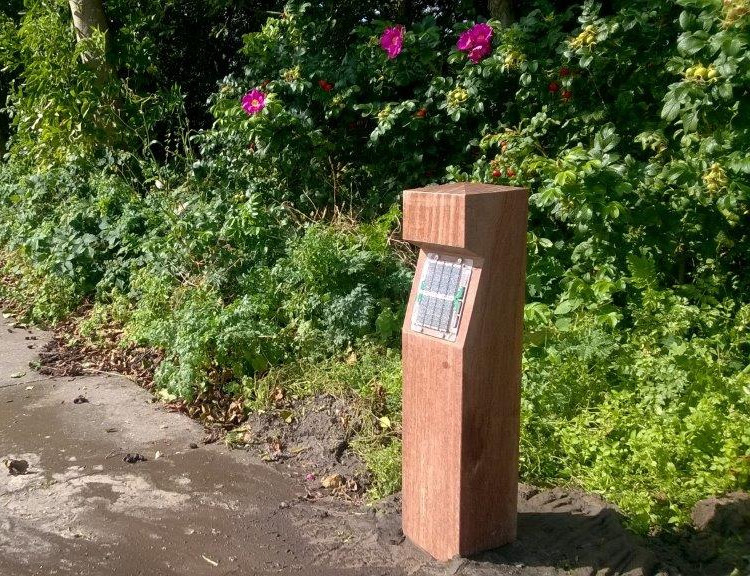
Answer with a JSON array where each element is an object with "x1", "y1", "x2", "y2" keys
[
  {"x1": 1, "y1": 315, "x2": 411, "y2": 575},
  {"x1": 1, "y1": 314, "x2": 732, "y2": 576}
]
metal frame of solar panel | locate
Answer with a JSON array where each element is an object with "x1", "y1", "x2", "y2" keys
[{"x1": 410, "y1": 254, "x2": 472, "y2": 341}]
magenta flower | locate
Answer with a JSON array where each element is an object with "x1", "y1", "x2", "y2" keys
[
  {"x1": 471, "y1": 23, "x2": 493, "y2": 44},
  {"x1": 241, "y1": 89, "x2": 266, "y2": 115},
  {"x1": 469, "y1": 43, "x2": 492, "y2": 63},
  {"x1": 457, "y1": 29, "x2": 474, "y2": 51},
  {"x1": 380, "y1": 25, "x2": 405, "y2": 59},
  {"x1": 457, "y1": 22, "x2": 493, "y2": 63}
]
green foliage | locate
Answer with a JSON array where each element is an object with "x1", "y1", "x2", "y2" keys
[
  {"x1": 0, "y1": 251, "x2": 78, "y2": 324},
  {"x1": 361, "y1": 440, "x2": 403, "y2": 500},
  {"x1": 206, "y1": 5, "x2": 479, "y2": 215},
  {"x1": 0, "y1": 0, "x2": 748, "y2": 532},
  {"x1": 122, "y1": 214, "x2": 409, "y2": 399},
  {"x1": 272, "y1": 213, "x2": 410, "y2": 353},
  {"x1": 1, "y1": 1, "x2": 110, "y2": 163},
  {"x1": 0, "y1": 160, "x2": 146, "y2": 321},
  {"x1": 522, "y1": 292, "x2": 750, "y2": 530},
  {"x1": 241, "y1": 345, "x2": 403, "y2": 499},
  {"x1": 204, "y1": 0, "x2": 748, "y2": 529}
]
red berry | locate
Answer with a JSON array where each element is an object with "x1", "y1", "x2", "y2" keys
[
  {"x1": 506, "y1": 168, "x2": 516, "y2": 178},
  {"x1": 548, "y1": 81, "x2": 559, "y2": 93},
  {"x1": 560, "y1": 66, "x2": 571, "y2": 77},
  {"x1": 415, "y1": 108, "x2": 427, "y2": 118},
  {"x1": 318, "y1": 79, "x2": 333, "y2": 92},
  {"x1": 561, "y1": 90, "x2": 572, "y2": 101},
  {"x1": 492, "y1": 169, "x2": 502, "y2": 179}
]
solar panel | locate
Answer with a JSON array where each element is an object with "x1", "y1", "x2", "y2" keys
[{"x1": 410, "y1": 254, "x2": 473, "y2": 341}]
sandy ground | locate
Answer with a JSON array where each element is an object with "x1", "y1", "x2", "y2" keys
[{"x1": 1, "y1": 314, "x2": 740, "y2": 576}]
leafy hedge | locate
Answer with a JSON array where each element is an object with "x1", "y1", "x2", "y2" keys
[{"x1": 1, "y1": 0, "x2": 749, "y2": 531}]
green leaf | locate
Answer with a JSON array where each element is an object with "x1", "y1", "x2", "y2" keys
[
  {"x1": 716, "y1": 82, "x2": 733, "y2": 100},
  {"x1": 554, "y1": 299, "x2": 580, "y2": 316},
  {"x1": 677, "y1": 32, "x2": 707, "y2": 55},
  {"x1": 719, "y1": 34, "x2": 743, "y2": 57},
  {"x1": 678, "y1": 11, "x2": 694, "y2": 30},
  {"x1": 661, "y1": 99, "x2": 681, "y2": 122},
  {"x1": 627, "y1": 255, "x2": 657, "y2": 289},
  {"x1": 728, "y1": 154, "x2": 750, "y2": 173},
  {"x1": 682, "y1": 109, "x2": 699, "y2": 133}
]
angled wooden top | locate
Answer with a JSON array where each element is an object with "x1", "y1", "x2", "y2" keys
[
  {"x1": 403, "y1": 182, "x2": 522, "y2": 196},
  {"x1": 402, "y1": 183, "x2": 527, "y2": 257}
]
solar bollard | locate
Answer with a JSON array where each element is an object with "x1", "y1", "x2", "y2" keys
[{"x1": 401, "y1": 183, "x2": 528, "y2": 561}]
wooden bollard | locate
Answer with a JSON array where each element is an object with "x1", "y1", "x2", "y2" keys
[{"x1": 401, "y1": 183, "x2": 528, "y2": 561}]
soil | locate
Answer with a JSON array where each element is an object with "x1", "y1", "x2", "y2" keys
[
  {"x1": 4, "y1": 312, "x2": 749, "y2": 575},
  {"x1": 240, "y1": 394, "x2": 371, "y2": 500},
  {"x1": 200, "y1": 384, "x2": 750, "y2": 576}
]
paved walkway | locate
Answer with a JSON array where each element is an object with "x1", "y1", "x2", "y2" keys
[{"x1": 0, "y1": 315, "x2": 418, "y2": 576}]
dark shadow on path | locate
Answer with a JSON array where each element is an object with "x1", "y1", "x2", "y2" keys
[{"x1": 463, "y1": 487, "x2": 750, "y2": 576}]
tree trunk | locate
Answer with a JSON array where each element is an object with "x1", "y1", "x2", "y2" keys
[
  {"x1": 488, "y1": 0, "x2": 514, "y2": 27},
  {"x1": 68, "y1": 0, "x2": 117, "y2": 144},
  {"x1": 67, "y1": 0, "x2": 110, "y2": 80}
]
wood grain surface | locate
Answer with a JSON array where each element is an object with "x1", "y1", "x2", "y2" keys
[{"x1": 402, "y1": 183, "x2": 528, "y2": 560}]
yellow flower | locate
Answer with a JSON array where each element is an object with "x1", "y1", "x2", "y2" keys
[
  {"x1": 703, "y1": 163, "x2": 728, "y2": 193},
  {"x1": 503, "y1": 50, "x2": 525, "y2": 69},
  {"x1": 282, "y1": 66, "x2": 301, "y2": 82},
  {"x1": 447, "y1": 87, "x2": 469, "y2": 109},
  {"x1": 570, "y1": 26, "x2": 597, "y2": 49},
  {"x1": 377, "y1": 105, "x2": 392, "y2": 121}
]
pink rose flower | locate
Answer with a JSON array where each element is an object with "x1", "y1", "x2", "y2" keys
[
  {"x1": 457, "y1": 22, "x2": 493, "y2": 63},
  {"x1": 241, "y1": 89, "x2": 266, "y2": 115},
  {"x1": 469, "y1": 42, "x2": 492, "y2": 63},
  {"x1": 380, "y1": 25, "x2": 405, "y2": 59},
  {"x1": 471, "y1": 23, "x2": 493, "y2": 44},
  {"x1": 457, "y1": 28, "x2": 474, "y2": 51}
]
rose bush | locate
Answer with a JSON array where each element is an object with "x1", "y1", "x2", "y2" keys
[{"x1": 163, "y1": 0, "x2": 750, "y2": 528}]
